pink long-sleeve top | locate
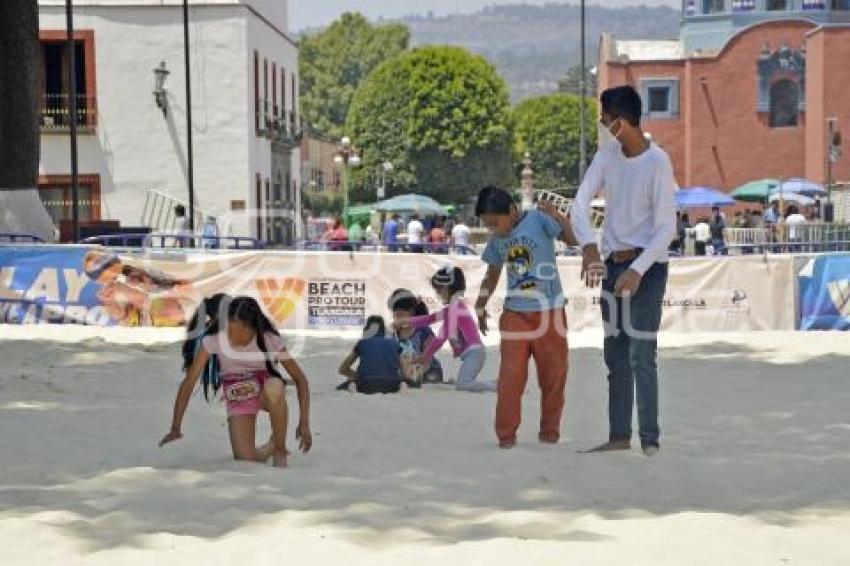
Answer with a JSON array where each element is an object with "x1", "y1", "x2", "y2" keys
[{"x1": 409, "y1": 299, "x2": 483, "y2": 361}]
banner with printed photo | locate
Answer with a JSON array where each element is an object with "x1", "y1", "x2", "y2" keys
[
  {"x1": 0, "y1": 246, "x2": 797, "y2": 332},
  {"x1": 0, "y1": 246, "x2": 203, "y2": 327},
  {"x1": 799, "y1": 254, "x2": 850, "y2": 331}
]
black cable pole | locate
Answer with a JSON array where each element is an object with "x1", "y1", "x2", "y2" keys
[
  {"x1": 183, "y1": 0, "x2": 195, "y2": 235},
  {"x1": 579, "y1": 0, "x2": 587, "y2": 183},
  {"x1": 66, "y1": 0, "x2": 80, "y2": 242}
]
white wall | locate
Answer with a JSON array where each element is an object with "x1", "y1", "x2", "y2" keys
[
  {"x1": 38, "y1": 2, "x2": 299, "y2": 238},
  {"x1": 41, "y1": 0, "x2": 289, "y2": 31},
  {"x1": 245, "y1": 7, "x2": 301, "y2": 237},
  {"x1": 244, "y1": 0, "x2": 289, "y2": 33}
]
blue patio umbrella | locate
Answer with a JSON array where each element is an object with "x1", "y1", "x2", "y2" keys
[{"x1": 675, "y1": 187, "x2": 736, "y2": 209}]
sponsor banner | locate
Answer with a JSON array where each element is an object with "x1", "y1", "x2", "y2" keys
[
  {"x1": 307, "y1": 279, "x2": 367, "y2": 328},
  {"x1": 563, "y1": 255, "x2": 796, "y2": 332},
  {"x1": 799, "y1": 254, "x2": 850, "y2": 331},
  {"x1": 0, "y1": 247, "x2": 113, "y2": 325},
  {"x1": 0, "y1": 246, "x2": 797, "y2": 332}
]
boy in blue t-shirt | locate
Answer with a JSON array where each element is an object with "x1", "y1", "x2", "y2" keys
[{"x1": 474, "y1": 186, "x2": 576, "y2": 448}]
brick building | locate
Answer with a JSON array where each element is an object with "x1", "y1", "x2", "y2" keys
[{"x1": 598, "y1": 1, "x2": 850, "y2": 193}]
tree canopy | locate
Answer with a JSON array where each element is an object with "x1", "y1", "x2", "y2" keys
[
  {"x1": 557, "y1": 65, "x2": 597, "y2": 98},
  {"x1": 512, "y1": 93, "x2": 597, "y2": 190},
  {"x1": 299, "y1": 12, "x2": 410, "y2": 138},
  {"x1": 345, "y1": 45, "x2": 515, "y2": 204}
]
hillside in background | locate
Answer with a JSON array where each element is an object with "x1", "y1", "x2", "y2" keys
[{"x1": 400, "y1": 3, "x2": 681, "y2": 100}]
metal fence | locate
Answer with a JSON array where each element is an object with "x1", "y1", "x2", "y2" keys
[
  {"x1": 79, "y1": 233, "x2": 263, "y2": 250},
  {"x1": 724, "y1": 223, "x2": 850, "y2": 254},
  {"x1": 0, "y1": 233, "x2": 45, "y2": 244}
]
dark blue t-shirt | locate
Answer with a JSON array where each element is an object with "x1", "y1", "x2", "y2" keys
[{"x1": 356, "y1": 335, "x2": 401, "y2": 382}]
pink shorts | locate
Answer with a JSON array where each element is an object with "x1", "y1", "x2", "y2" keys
[{"x1": 221, "y1": 371, "x2": 269, "y2": 418}]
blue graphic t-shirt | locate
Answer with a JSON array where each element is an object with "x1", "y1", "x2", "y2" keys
[{"x1": 481, "y1": 209, "x2": 565, "y2": 313}]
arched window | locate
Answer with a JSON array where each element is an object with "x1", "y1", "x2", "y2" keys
[{"x1": 769, "y1": 79, "x2": 798, "y2": 128}]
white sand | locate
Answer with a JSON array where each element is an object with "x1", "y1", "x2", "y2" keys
[{"x1": 1, "y1": 326, "x2": 849, "y2": 565}]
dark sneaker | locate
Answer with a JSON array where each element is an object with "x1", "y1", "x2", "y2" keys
[{"x1": 642, "y1": 444, "x2": 660, "y2": 457}]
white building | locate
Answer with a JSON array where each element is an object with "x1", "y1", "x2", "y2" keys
[{"x1": 37, "y1": 0, "x2": 302, "y2": 245}]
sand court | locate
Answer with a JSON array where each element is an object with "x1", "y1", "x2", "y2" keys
[{"x1": 0, "y1": 326, "x2": 848, "y2": 565}]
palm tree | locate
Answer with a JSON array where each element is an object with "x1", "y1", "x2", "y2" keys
[{"x1": 0, "y1": 0, "x2": 56, "y2": 241}]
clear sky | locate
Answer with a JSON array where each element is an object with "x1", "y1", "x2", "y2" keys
[{"x1": 290, "y1": 0, "x2": 681, "y2": 31}]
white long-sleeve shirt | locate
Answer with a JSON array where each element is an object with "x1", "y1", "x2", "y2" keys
[{"x1": 571, "y1": 143, "x2": 678, "y2": 275}]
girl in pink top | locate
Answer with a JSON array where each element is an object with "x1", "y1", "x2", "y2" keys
[
  {"x1": 404, "y1": 267, "x2": 496, "y2": 392},
  {"x1": 159, "y1": 296, "x2": 312, "y2": 468}
]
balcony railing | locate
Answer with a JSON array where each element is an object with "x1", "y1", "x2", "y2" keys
[
  {"x1": 256, "y1": 100, "x2": 302, "y2": 147},
  {"x1": 41, "y1": 93, "x2": 97, "y2": 129}
]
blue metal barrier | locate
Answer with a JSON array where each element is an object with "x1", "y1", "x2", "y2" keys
[
  {"x1": 79, "y1": 233, "x2": 264, "y2": 250},
  {"x1": 0, "y1": 233, "x2": 45, "y2": 244}
]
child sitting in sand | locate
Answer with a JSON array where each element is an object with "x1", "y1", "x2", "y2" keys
[
  {"x1": 159, "y1": 296, "x2": 312, "y2": 468},
  {"x1": 336, "y1": 316, "x2": 408, "y2": 394},
  {"x1": 388, "y1": 289, "x2": 443, "y2": 386},
  {"x1": 395, "y1": 266, "x2": 496, "y2": 392}
]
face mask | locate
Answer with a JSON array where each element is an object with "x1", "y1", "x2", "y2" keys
[{"x1": 598, "y1": 119, "x2": 622, "y2": 151}]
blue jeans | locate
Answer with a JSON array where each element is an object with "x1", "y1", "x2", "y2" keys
[
  {"x1": 456, "y1": 347, "x2": 496, "y2": 392},
  {"x1": 601, "y1": 260, "x2": 668, "y2": 447}
]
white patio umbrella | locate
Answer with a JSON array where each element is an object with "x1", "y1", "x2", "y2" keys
[{"x1": 767, "y1": 192, "x2": 815, "y2": 206}]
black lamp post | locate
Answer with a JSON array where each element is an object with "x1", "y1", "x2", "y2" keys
[
  {"x1": 578, "y1": 0, "x2": 587, "y2": 183},
  {"x1": 183, "y1": 0, "x2": 195, "y2": 232},
  {"x1": 153, "y1": 61, "x2": 170, "y2": 115},
  {"x1": 66, "y1": 0, "x2": 80, "y2": 242}
]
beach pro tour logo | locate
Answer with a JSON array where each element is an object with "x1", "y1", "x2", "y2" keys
[
  {"x1": 828, "y1": 279, "x2": 850, "y2": 318},
  {"x1": 254, "y1": 278, "x2": 306, "y2": 325}
]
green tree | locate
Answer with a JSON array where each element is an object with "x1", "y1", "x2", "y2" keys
[
  {"x1": 303, "y1": 192, "x2": 342, "y2": 218},
  {"x1": 513, "y1": 93, "x2": 597, "y2": 190},
  {"x1": 345, "y1": 46, "x2": 514, "y2": 204},
  {"x1": 299, "y1": 13, "x2": 410, "y2": 138},
  {"x1": 557, "y1": 64, "x2": 597, "y2": 98}
]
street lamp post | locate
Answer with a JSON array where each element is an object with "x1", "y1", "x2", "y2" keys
[
  {"x1": 377, "y1": 161, "x2": 393, "y2": 200},
  {"x1": 183, "y1": 0, "x2": 196, "y2": 234},
  {"x1": 333, "y1": 136, "x2": 361, "y2": 227},
  {"x1": 578, "y1": 0, "x2": 587, "y2": 182},
  {"x1": 66, "y1": 0, "x2": 80, "y2": 242}
]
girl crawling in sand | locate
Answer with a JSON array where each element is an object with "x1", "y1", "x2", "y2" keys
[{"x1": 159, "y1": 296, "x2": 312, "y2": 467}]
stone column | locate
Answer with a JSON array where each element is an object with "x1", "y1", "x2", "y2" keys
[{"x1": 521, "y1": 152, "x2": 534, "y2": 210}]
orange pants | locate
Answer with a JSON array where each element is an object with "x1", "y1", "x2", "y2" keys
[{"x1": 496, "y1": 308, "x2": 569, "y2": 444}]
